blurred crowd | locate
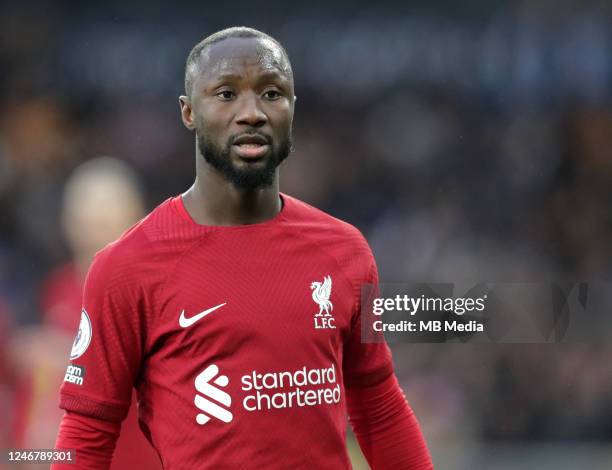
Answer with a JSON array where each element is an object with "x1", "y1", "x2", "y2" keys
[{"x1": 2, "y1": 0, "x2": 612, "y2": 468}]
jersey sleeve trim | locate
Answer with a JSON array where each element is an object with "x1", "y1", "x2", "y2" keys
[{"x1": 59, "y1": 390, "x2": 129, "y2": 422}]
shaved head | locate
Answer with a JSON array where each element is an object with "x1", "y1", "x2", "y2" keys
[{"x1": 184, "y1": 27, "x2": 293, "y2": 99}]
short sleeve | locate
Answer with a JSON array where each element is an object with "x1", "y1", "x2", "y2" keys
[
  {"x1": 342, "y1": 251, "x2": 394, "y2": 388},
  {"x1": 59, "y1": 246, "x2": 146, "y2": 422}
]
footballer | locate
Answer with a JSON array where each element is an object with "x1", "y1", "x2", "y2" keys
[{"x1": 53, "y1": 27, "x2": 434, "y2": 469}]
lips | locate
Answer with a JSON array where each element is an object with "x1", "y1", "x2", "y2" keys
[{"x1": 232, "y1": 134, "x2": 271, "y2": 159}]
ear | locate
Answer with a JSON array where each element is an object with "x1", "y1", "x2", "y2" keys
[{"x1": 179, "y1": 95, "x2": 195, "y2": 130}]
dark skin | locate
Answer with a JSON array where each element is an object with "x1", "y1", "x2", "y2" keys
[{"x1": 179, "y1": 36, "x2": 296, "y2": 226}]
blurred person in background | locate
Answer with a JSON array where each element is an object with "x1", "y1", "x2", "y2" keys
[
  {"x1": 0, "y1": 299, "x2": 15, "y2": 449},
  {"x1": 9, "y1": 157, "x2": 162, "y2": 469}
]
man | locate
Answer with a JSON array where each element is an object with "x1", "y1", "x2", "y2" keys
[{"x1": 53, "y1": 27, "x2": 433, "y2": 469}]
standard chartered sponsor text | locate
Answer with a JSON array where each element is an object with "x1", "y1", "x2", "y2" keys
[{"x1": 241, "y1": 364, "x2": 341, "y2": 411}]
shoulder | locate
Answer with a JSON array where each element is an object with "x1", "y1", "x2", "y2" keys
[
  {"x1": 284, "y1": 194, "x2": 371, "y2": 248},
  {"x1": 86, "y1": 197, "x2": 184, "y2": 290},
  {"x1": 282, "y1": 194, "x2": 375, "y2": 275}
]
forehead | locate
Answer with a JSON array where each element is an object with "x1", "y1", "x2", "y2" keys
[{"x1": 196, "y1": 36, "x2": 290, "y2": 83}]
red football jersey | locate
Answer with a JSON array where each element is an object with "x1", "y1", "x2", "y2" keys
[{"x1": 59, "y1": 193, "x2": 394, "y2": 469}]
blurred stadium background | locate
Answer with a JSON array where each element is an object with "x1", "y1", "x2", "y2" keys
[{"x1": 2, "y1": 0, "x2": 612, "y2": 468}]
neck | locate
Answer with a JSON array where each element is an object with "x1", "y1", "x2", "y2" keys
[{"x1": 183, "y1": 160, "x2": 281, "y2": 226}]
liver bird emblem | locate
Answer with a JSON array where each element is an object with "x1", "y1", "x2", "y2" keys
[{"x1": 311, "y1": 275, "x2": 333, "y2": 317}]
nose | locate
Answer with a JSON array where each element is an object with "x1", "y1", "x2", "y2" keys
[{"x1": 235, "y1": 93, "x2": 267, "y2": 127}]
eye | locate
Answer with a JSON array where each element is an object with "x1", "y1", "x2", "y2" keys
[
  {"x1": 263, "y1": 90, "x2": 282, "y2": 100},
  {"x1": 216, "y1": 90, "x2": 235, "y2": 101}
]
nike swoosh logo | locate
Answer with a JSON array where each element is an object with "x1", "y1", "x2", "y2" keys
[{"x1": 179, "y1": 303, "x2": 227, "y2": 328}]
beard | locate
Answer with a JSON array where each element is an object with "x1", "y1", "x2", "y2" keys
[{"x1": 197, "y1": 131, "x2": 292, "y2": 190}]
